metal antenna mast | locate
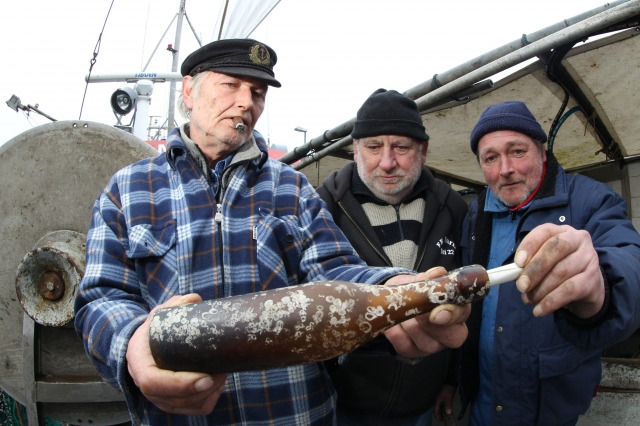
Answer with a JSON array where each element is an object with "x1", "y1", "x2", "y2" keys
[{"x1": 166, "y1": 0, "x2": 186, "y2": 135}]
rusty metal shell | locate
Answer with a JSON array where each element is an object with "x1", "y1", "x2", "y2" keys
[{"x1": 15, "y1": 230, "x2": 86, "y2": 327}]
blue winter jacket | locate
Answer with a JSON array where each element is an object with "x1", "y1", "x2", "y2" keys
[{"x1": 459, "y1": 154, "x2": 640, "y2": 425}]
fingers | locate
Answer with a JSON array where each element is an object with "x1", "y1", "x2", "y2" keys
[
  {"x1": 126, "y1": 292, "x2": 226, "y2": 415},
  {"x1": 156, "y1": 293, "x2": 203, "y2": 311},
  {"x1": 428, "y1": 303, "x2": 471, "y2": 326},
  {"x1": 385, "y1": 304, "x2": 470, "y2": 357},
  {"x1": 140, "y1": 371, "x2": 228, "y2": 415},
  {"x1": 433, "y1": 404, "x2": 442, "y2": 421},
  {"x1": 527, "y1": 271, "x2": 604, "y2": 318},
  {"x1": 433, "y1": 385, "x2": 456, "y2": 420},
  {"x1": 417, "y1": 266, "x2": 448, "y2": 281},
  {"x1": 128, "y1": 293, "x2": 203, "y2": 375},
  {"x1": 384, "y1": 267, "x2": 448, "y2": 286},
  {"x1": 396, "y1": 319, "x2": 449, "y2": 356},
  {"x1": 384, "y1": 274, "x2": 417, "y2": 286},
  {"x1": 514, "y1": 223, "x2": 568, "y2": 268},
  {"x1": 416, "y1": 304, "x2": 470, "y2": 349},
  {"x1": 514, "y1": 225, "x2": 574, "y2": 292},
  {"x1": 514, "y1": 224, "x2": 605, "y2": 318}
]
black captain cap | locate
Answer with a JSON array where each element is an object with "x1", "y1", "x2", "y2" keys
[{"x1": 180, "y1": 38, "x2": 281, "y2": 87}]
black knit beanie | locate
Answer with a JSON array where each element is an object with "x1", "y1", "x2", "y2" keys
[
  {"x1": 351, "y1": 89, "x2": 429, "y2": 141},
  {"x1": 470, "y1": 101, "x2": 547, "y2": 154}
]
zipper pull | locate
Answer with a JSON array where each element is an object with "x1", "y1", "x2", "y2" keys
[{"x1": 215, "y1": 203, "x2": 223, "y2": 222}]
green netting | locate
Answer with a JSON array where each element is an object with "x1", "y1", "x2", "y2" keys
[{"x1": 0, "y1": 390, "x2": 63, "y2": 426}]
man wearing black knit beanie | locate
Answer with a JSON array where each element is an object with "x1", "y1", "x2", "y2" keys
[{"x1": 317, "y1": 88, "x2": 468, "y2": 425}]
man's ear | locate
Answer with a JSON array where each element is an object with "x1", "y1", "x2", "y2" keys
[{"x1": 182, "y1": 76, "x2": 194, "y2": 109}]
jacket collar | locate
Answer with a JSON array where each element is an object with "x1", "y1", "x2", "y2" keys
[{"x1": 165, "y1": 124, "x2": 267, "y2": 172}]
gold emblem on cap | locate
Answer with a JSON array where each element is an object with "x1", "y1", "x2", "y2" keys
[{"x1": 249, "y1": 44, "x2": 270, "y2": 65}]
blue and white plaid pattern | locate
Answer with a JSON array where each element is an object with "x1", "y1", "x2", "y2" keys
[{"x1": 75, "y1": 127, "x2": 407, "y2": 425}]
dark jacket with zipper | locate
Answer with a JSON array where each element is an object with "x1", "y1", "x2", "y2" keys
[
  {"x1": 316, "y1": 162, "x2": 468, "y2": 420},
  {"x1": 458, "y1": 153, "x2": 640, "y2": 425}
]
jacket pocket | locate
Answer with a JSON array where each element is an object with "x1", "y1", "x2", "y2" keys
[
  {"x1": 255, "y1": 212, "x2": 305, "y2": 290},
  {"x1": 126, "y1": 221, "x2": 178, "y2": 300},
  {"x1": 127, "y1": 221, "x2": 176, "y2": 258},
  {"x1": 537, "y1": 344, "x2": 601, "y2": 424}
]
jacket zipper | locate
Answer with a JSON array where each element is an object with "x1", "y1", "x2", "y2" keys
[
  {"x1": 413, "y1": 204, "x2": 442, "y2": 270},
  {"x1": 215, "y1": 170, "x2": 229, "y2": 296},
  {"x1": 337, "y1": 201, "x2": 392, "y2": 267}
]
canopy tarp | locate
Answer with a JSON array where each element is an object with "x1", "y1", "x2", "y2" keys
[{"x1": 289, "y1": 0, "x2": 640, "y2": 192}]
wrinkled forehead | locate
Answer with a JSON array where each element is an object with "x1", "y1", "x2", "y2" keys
[
  {"x1": 357, "y1": 135, "x2": 422, "y2": 146},
  {"x1": 477, "y1": 130, "x2": 538, "y2": 152}
]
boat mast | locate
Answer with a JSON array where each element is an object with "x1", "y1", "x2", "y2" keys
[{"x1": 166, "y1": 0, "x2": 186, "y2": 136}]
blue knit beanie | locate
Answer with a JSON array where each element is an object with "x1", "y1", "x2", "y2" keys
[
  {"x1": 351, "y1": 89, "x2": 429, "y2": 141},
  {"x1": 470, "y1": 101, "x2": 547, "y2": 154}
]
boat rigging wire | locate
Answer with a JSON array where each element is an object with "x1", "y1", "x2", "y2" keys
[{"x1": 78, "y1": 0, "x2": 116, "y2": 120}]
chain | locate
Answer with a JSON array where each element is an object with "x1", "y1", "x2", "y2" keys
[{"x1": 78, "y1": 0, "x2": 116, "y2": 120}]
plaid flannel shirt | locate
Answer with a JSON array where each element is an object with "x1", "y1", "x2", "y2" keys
[{"x1": 74, "y1": 126, "x2": 407, "y2": 425}]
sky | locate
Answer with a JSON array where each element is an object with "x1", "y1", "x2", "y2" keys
[{"x1": 0, "y1": 0, "x2": 613, "y2": 151}]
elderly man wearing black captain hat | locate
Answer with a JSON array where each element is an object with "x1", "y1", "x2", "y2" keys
[{"x1": 74, "y1": 38, "x2": 472, "y2": 425}]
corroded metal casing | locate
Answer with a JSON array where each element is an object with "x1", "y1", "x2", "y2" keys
[{"x1": 15, "y1": 230, "x2": 86, "y2": 327}]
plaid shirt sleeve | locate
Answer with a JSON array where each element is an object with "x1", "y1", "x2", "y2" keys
[{"x1": 74, "y1": 140, "x2": 411, "y2": 424}]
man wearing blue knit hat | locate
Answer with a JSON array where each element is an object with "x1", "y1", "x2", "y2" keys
[{"x1": 457, "y1": 100, "x2": 640, "y2": 425}]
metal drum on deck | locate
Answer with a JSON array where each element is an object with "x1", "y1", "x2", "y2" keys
[{"x1": 0, "y1": 121, "x2": 159, "y2": 425}]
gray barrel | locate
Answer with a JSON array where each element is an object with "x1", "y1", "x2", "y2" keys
[{"x1": 0, "y1": 121, "x2": 158, "y2": 425}]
